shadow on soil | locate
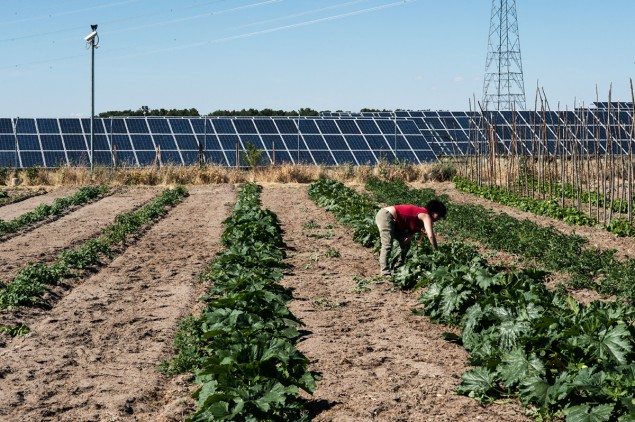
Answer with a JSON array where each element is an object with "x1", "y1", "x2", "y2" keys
[{"x1": 305, "y1": 398, "x2": 339, "y2": 418}]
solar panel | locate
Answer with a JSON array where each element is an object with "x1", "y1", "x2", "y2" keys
[
  {"x1": 153, "y1": 134, "x2": 177, "y2": 150},
  {"x1": 274, "y1": 119, "x2": 297, "y2": 134},
  {"x1": 254, "y1": 119, "x2": 277, "y2": 134},
  {"x1": 37, "y1": 119, "x2": 60, "y2": 134},
  {"x1": 0, "y1": 152, "x2": 17, "y2": 166},
  {"x1": 147, "y1": 118, "x2": 171, "y2": 133},
  {"x1": 212, "y1": 119, "x2": 235, "y2": 134},
  {"x1": 332, "y1": 150, "x2": 356, "y2": 165},
  {"x1": 311, "y1": 150, "x2": 336, "y2": 165},
  {"x1": 85, "y1": 119, "x2": 107, "y2": 134},
  {"x1": 336, "y1": 120, "x2": 360, "y2": 135},
  {"x1": 173, "y1": 135, "x2": 196, "y2": 151},
  {"x1": 41, "y1": 135, "x2": 64, "y2": 150},
  {"x1": 20, "y1": 150, "x2": 44, "y2": 166},
  {"x1": 16, "y1": 119, "x2": 36, "y2": 134},
  {"x1": 126, "y1": 119, "x2": 150, "y2": 134},
  {"x1": 130, "y1": 135, "x2": 154, "y2": 150},
  {"x1": 316, "y1": 120, "x2": 339, "y2": 134},
  {"x1": 44, "y1": 151, "x2": 67, "y2": 166},
  {"x1": 0, "y1": 119, "x2": 13, "y2": 134}
]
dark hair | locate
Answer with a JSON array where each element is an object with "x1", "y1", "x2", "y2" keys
[{"x1": 425, "y1": 199, "x2": 447, "y2": 220}]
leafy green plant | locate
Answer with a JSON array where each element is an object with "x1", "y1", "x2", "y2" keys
[
  {"x1": 352, "y1": 275, "x2": 385, "y2": 293},
  {"x1": 455, "y1": 178, "x2": 596, "y2": 226},
  {"x1": 243, "y1": 142, "x2": 264, "y2": 169},
  {"x1": 324, "y1": 247, "x2": 340, "y2": 258},
  {"x1": 0, "y1": 323, "x2": 30, "y2": 337},
  {"x1": 0, "y1": 185, "x2": 109, "y2": 237},
  {"x1": 366, "y1": 178, "x2": 635, "y2": 303},
  {"x1": 165, "y1": 183, "x2": 316, "y2": 421}
]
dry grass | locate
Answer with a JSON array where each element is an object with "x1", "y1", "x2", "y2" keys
[{"x1": 3, "y1": 163, "x2": 437, "y2": 187}]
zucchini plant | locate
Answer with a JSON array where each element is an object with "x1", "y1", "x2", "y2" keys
[
  {"x1": 164, "y1": 183, "x2": 317, "y2": 421},
  {"x1": 308, "y1": 178, "x2": 635, "y2": 422},
  {"x1": 366, "y1": 178, "x2": 635, "y2": 303}
]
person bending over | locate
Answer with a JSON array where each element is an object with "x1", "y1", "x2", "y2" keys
[{"x1": 374, "y1": 199, "x2": 447, "y2": 276}]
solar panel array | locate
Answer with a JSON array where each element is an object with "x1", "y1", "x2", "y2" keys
[
  {"x1": 324, "y1": 106, "x2": 635, "y2": 157},
  {"x1": 0, "y1": 117, "x2": 436, "y2": 168},
  {"x1": 0, "y1": 106, "x2": 633, "y2": 168}
]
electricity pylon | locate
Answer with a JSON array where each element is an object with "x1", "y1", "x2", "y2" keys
[{"x1": 483, "y1": 0, "x2": 526, "y2": 111}]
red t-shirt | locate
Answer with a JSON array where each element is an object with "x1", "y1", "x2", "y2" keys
[{"x1": 394, "y1": 204, "x2": 428, "y2": 234}]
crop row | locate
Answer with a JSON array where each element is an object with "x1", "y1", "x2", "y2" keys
[
  {"x1": 0, "y1": 186, "x2": 188, "y2": 311},
  {"x1": 455, "y1": 178, "x2": 635, "y2": 237},
  {"x1": 519, "y1": 177, "x2": 630, "y2": 215},
  {"x1": 163, "y1": 183, "x2": 316, "y2": 421},
  {"x1": 365, "y1": 178, "x2": 635, "y2": 303},
  {"x1": 0, "y1": 186, "x2": 109, "y2": 238},
  {"x1": 0, "y1": 188, "x2": 46, "y2": 207},
  {"x1": 308, "y1": 179, "x2": 634, "y2": 422}
]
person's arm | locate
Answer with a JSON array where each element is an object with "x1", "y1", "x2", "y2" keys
[{"x1": 419, "y1": 213, "x2": 437, "y2": 249}]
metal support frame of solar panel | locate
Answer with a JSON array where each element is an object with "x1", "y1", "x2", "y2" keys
[{"x1": 0, "y1": 116, "x2": 437, "y2": 168}]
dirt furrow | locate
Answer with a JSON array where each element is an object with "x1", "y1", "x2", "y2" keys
[
  {"x1": 0, "y1": 185, "x2": 235, "y2": 421},
  {"x1": 0, "y1": 188, "x2": 76, "y2": 221},
  {"x1": 0, "y1": 187, "x2": 159, "y2": 283},
  {"x1": 260, "y1": 184, "x2": 529, "y2": 422}
]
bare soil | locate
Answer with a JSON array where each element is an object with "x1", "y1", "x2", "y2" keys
[
  {"x1": 0, "y1": 188, "x2": 74, "y2": 221},
  {"x1": 260, "y1": 184, "x2": 529, "y2": 422},
  {"x1": 0, "y1": 187, "x2": 160, "y2": 283},
  {"x1": 0, "y1": 186, "x2": 235, "y2": 421}
]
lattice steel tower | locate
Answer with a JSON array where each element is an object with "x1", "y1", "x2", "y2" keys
[{"x1": 483, "y1": 0, "x2": 526, "y2": 110}]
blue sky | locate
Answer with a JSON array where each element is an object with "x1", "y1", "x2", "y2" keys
[{"x1": 0, "y1": 0, "x2": 633, "y2": 117}]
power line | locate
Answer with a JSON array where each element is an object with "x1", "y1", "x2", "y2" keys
[
  {"x1": 0, "y1": 0, "x2": 235, "y2": 43},
  {"x1": 114, "y1": 0, "x2": 416, "y2": 60},
  {"x1": 0, "y1": 0, "x2": 415, "y2": 71},
  {"x1": 106, "y1": 0, "x2": 284, "y2": 36},
  {"x1": 0, "y1": 0, "x2": 145, "y2": 26},
  {"x1": 231, "y1": 0, "x2": 371, "y2": 31}
]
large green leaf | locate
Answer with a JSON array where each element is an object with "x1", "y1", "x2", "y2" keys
[
  {"x1": 595, "y1": 324, "x2": 632, "y2": 365},
  {"x1": 497, "y1": 348, "x2": 545, "y2": 387},
  {"x1": 563, "y1": 404, "x2": 614, "y2": 422},
  {"x1": 457, "y1": 367, "x2": 497, "y2": 402}
]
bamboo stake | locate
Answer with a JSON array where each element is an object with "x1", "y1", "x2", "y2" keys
[
  {"x1": 595, "y1": 85, "x2": 601, "y2": 222},
  {"x1": 584, "y1": 104, "x2": 592, "y2": 219},
  {"x1": 607, "y1": 86, "x2": 614, "y2": 224},
  {"x1": 629, "y1": 79, "x2": 635, "y2": 223},
  {"x1": 617, "y1": 101, "x2": 625, "y2": 215},
  {"x1": 511, "y1": 105, "x2": 519, "y2": 192},
  {"x1": 558, "y1": 106, "x2": 565, "y2": 206}
]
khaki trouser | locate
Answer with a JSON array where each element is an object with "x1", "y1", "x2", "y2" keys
[{"x1": 375, "y1": 208, "x2": 410, "y2": 275}]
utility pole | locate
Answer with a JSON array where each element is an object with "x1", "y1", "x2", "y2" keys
[
  {"x1": 483, "y1": 0, "x2": 526, "y2": 111},
  {"x1": 85, "y1": 24, "x2": 99, "y2": 171}
]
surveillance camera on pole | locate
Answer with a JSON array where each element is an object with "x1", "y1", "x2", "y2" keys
[
  {"x1": 85, "y1": 24, "x2": 99, "y2": 172},
  {"x1": 84, "y1": 31, "x2": 97, "y2": 43}
]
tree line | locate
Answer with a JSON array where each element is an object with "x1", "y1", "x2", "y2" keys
[
  {"x1": 98, "y1": 106, "x2": 323, "y2": 117},
  {"x1": 97, "y1": 106, "x2": 417, "y2": 117}
]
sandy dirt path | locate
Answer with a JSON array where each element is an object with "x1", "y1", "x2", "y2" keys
[
  {"x1": 0, "y1": 185, "x2": 235, "y2": 421},
  {"x1": 0, "y1": 188, "x2": 76, "y2": 221},
  {"x1": 0, "y1": 187, "x2": 159, "y2": 283},
  {"x1": 260, "y1": 184, "x2": 529, "y2": 422}
]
